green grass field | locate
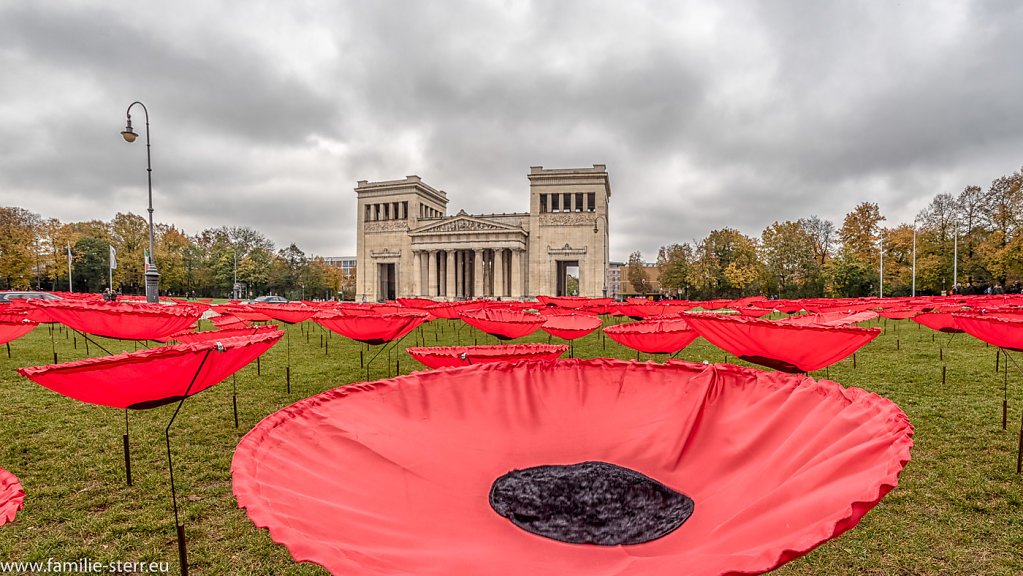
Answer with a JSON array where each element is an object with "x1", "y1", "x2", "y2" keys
[{"x1": 1, "y1": 313, "x2": 1022, "y2": 575}]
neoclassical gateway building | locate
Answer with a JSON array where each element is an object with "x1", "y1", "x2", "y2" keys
[{"x1": 355, "y1": 165, "x2": 611, "y2": 302}]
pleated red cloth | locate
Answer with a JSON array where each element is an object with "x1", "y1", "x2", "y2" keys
[
  {"x1": 407, "y1": 344, "x2": 568, "y2": 368},
  {"x1": 459, "y1": 308, "x2": 546, "y2": 340},
  {"x1": 19, "y1": 331, "x2": 282, "y2": 409},
  {"x1": 0, "y1": 319, "x2": 37, "y2": 345},
  {"x1": 0, "y1": 467, "x2": 24, "y2": 527},
  {"x1": 911, "y1": 312, "x2": 964, "y2": 333},
  {"x1": 171, "y1": 325, "x2": 282, "y2": 344},
  {"x1": 26, "y1": 300, "x2": 202, "y2": 340},
  {"x1": 603, "y1": 318, "x2": 699, "y2": 354},
  {"x1": 232, "y1": 358, "x2": 913, "y2": 576},
  {"x1": 247, "y1": 303, "x2": 317, "y2": 324},
  {"x1": 314, "y1": 311, "x2": 428, "y2": 345},
  {"x1": 540, "y1": 314, "x2": 604, "y2": 340},
  {"x1": 684, "y1": 313, "x2": 880, "y2": 372},
  {"x1": 953, "y1": 313, "x2": 1023, "y2": 351}
]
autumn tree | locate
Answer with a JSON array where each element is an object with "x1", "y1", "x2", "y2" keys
[
  {"x1": 625, "y1": 251, "x2": 648, "y2": 295},
  {"x1": 761, "y1": 220, "x2": 819, "y2": 298},
  {"x1": 656, "y1": 243, "x2": 693, "y2": 298},
  {"x1": 0, "y1": 207, "x2": 41, "y2": 289}
]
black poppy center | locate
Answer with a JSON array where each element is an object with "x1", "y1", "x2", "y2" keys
[{"x1": 489, "y1": 461, "x2": 694, "y2": 546}]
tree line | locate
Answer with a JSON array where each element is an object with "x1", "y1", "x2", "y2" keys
[
  {"x1": 626, "y1": 165, "x2": 1023, "y2": 300},
  {"x1": 0, "y1": 209, "x2": 355, "y2": 300}
]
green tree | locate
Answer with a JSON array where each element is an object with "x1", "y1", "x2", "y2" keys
[
  {"x1": 0, "y1": 207, "x2": 41, "y2": 289},
  {"x1": 70, "y1": 237, "x2": 110, "y2": 293},
  {"x1": 656, "y1": 243, "x2": 693, "y2": 298},
  {"x1": 761, "y1": 220, "x2": 817, "y2": 298},
  {"x1": 625, "y1": 251, "x2": 648, "y2": 295}
]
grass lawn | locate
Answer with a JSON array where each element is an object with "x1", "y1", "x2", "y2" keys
[{"x1": 1, "y1": 312, "x2": 1022, "y2": 575}]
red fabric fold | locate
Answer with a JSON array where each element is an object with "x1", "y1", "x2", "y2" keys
[
  {"x1": 684, "y1": 313, "x2": 880, "y2": 372},
  {"x1": 540, "y1": 314, "x2": 604, "y2": 340},
  {"x1": 18, "y1": 331, "x2": 282, "y2": 409},
  {"x1": 603, "y1": 318, "x2": 699, "y2": 354},
  {"x1": 407, "y1": 344, "x2": 568, "y2": 368},
  {"x1": 459, "y1": 308, "x2": 546, "y2": 340},
  {"x1": 26, "y1": 300, "x2": 202, "y2": 340},
  {"x1": 952, "y1": 313, "x2": 1023, "y2": 351},
  {"x1": 314, "y1": 311, "x2": 428, "y2": 345},
  {"x1": 232, "y1": 358, "x2": 913, "y2": 576},
  {"x1": 0, "y1": 319, "x2": 37, "y2": 345},
  {"x1": 0, "y1": 467, "x2": 24, "y2": 527}
]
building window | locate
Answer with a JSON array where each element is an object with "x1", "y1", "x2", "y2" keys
[
  {"x1": 402, "y1": 201, "x2": 409, "y2": 220},
  {"x1": 575, "y1": 193, "x2": 583, "y2": 212},
  {"x1": 551, "y1": 194, "x2": 560, "y2": 212},
  {"x1": 539, "y1": 194, "x2": 547, "y2": 213},
  {"x1": 587, "y1": 193, "x2": 596, "y2": 212}
]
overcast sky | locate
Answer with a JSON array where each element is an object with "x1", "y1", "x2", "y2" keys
[{"x1": 2, "y1": 1, "x2": 1021, "y2": 263}]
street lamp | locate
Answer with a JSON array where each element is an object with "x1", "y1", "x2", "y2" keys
[
  {"x1": 120, "y1": 101, "x2": 160, "y2": 303},
  {"x1": 593, "y1": 215, "x2": 608, "y2": 298}
]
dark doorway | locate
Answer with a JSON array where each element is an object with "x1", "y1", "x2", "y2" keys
[
  {"x1": 377, "y1": 263, "x2": 396, "y2": 302},
  {"x1": 556, "y1": 261, "x2": 580, "y2": 297}
]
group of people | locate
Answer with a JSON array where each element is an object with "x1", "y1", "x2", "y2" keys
[{"x1": 951, "y1": 281, "x2": 1022, "y2": 295}]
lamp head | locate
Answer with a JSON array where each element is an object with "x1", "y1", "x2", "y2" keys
[{"x1": 121, "y1": 117, "x2": 138, "y2": 143}]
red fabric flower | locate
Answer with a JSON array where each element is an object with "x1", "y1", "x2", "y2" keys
[{"x1": 233, "y1": 358, "x2": 912, "y2": 576}]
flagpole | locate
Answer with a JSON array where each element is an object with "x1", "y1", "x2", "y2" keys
[
  {"x1": 67, "y1": 243, "x2": 73, "y2": 292},
  {"x1": 879, "y1": 232, "x2": 884, "y2": 298},
  {"x1": 911, "y1": 224, "x2": 916, "y2": 297},
  {"x1": 953, "y1": 222, "x2": 958, "y2": 288}
]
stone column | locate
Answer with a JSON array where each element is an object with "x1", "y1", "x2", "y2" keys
[
  {"x1": 446, "y1": 250, "x2": 456, "y2": 301},
  {"x1": 510, "y1": 249, "x2": 522, "y2": 299},
  {"x1": 474, "y1": 249, "x2": 485, "y2": 297},
  {"x1": 411, "y1": 250, "x2": 421, "y2": 298},
  {"x1": 427, "y1": 250, "x2": 438, "y2": 298},
  {"x1": 494, "y1": 249, "x2": 505, "y2": 298}
]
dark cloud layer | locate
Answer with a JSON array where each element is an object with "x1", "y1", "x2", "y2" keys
[{"x1": 2, "y1": 1, "x2": 1021, "y2": 262}]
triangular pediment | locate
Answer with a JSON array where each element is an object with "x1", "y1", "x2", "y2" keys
[{"x1": 410, "y1": 215, "x2": 523, "y2": 235}]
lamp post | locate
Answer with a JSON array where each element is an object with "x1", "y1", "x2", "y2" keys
[
  {"x1": 120, "y1": 101, "x2": 160, "y2": 303},
  {"x1": 593, "y1": 215, "x2": 609, "y2": 298}
]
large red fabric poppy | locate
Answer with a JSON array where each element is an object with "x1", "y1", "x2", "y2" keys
[
  {"x1": 536, "y1": 295, "x2": 613, "y2": 309},
  {"x1": 459, "y1": 308, "x2": 546, "y2": 340},
  {"x1": 171, "y1": 325, "x2": 282, "y2": 344},
  {"x1": 210, "y1": 314, "x2": 252, "y2": 330},
  {"x1": 18, "y1": 331, "x2": 282, "y2": 410},
  {"x1": 213, "y1": 305, "x2": 273, "y2": 322},
  {"x1": 0, "y1": 467, "x2": 24, "y2": 528},
  {"x1": 603, "y1": 318, "x2": 699, "y2": 354},
  {"x1": 0, "y1": 319, "x2": 37, "y2": 345},
  {"x1": 540, "y1": 314, "x2": 604, "y2": 340},
  {"x1": 247, "y1": 303, "x2": 317, "y2": 324},
  {"x1": 952, "y1": 313, "x2": 1023, "y2": 351},
  {"x1": 911, "y1": 312, "x2": 964, "y2": 333},
  {"x1": 27, "y1": 300, "x2": 202, "y2": 341},
  {"x1": 232, "y1": 358, "x2": 912, "y2": 576},
  {"x1": 406, "y1": 344, "x2": 568, "y2": 368},
  {"x1": 314, "y1": 311, "x2": 429, "y2": 345},
  {"x1": 684, "y1": 313, "x2": 880, "y2": 373}
]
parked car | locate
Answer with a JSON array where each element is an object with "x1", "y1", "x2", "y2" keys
[
  {"x1": 0, "y1": 291, "x2": 63, "y2": 304},
  {"x1": 246, "y1": 295, "x2": 289, "y2": 304}
]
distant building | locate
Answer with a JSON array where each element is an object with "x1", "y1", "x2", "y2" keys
[
  {"x1": 608, "y1": 261, "x2": 624, "y2": 299},
  {"x1": 354, "y1": 165, "x2": 612, "y2": 302},
  {"x1": 324, "y1": 256, "x2": 357, "y2": 275},
  {"x1": 619, "y1": 262, "x2": 662, "y2": 298}
]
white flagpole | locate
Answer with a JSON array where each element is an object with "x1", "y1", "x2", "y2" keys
[
  {"x1": 66, "y1": 243, "x2": 73, "y2": 292},
  {"x1": 953, "y1": 222, "x2": 958, "y2": 289},
  {"x1": 912, "y1": 225, "x2": 916, "y2": 297},
  {"x1": 879, "y1": 232, "x2": 884, "y2": 298}
]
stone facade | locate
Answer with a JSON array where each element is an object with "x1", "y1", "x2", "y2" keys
[{"x1": 355, "y1": 165, "x2": 611, "y2": 302}]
